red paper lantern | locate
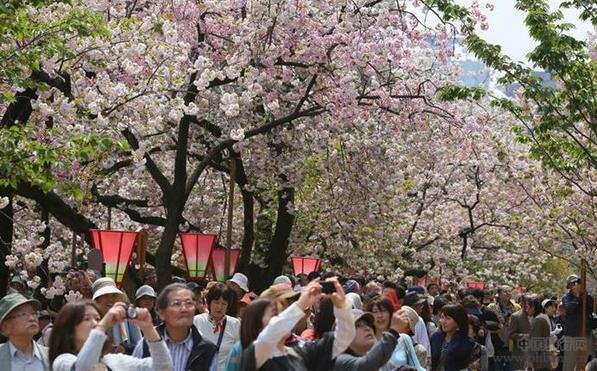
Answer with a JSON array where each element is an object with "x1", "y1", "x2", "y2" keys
[
  {"x1": 209, "y1": 248, "x2": 240, "y2": 282},
  {"x1": 466, "y1": 282, "x2": 486, "y2": 289},
  {"x1": 291, "y1": 256, "x2": 321, "y2": 275},
  {"x1": 89, "y1": 229, "x2": 139, "y2": 287},
  {"x1": 179, "y1": 233, "x2": 217, "y2": 280}
]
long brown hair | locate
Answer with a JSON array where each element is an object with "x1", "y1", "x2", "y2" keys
[
  {"x1": 240, "y1": 298, "x2": 273, "y2": 348},
  {"x1": 48, "y1": 300, "x2": 110, "y2": 368}
]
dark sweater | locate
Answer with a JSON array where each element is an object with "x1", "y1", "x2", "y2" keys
[
  {"x1": 562, "y1": 292, "x2": 593, "y2": 337},
  {"x1": 240, "y1": 332, "x2": 336, "y2": 371},
  {"x1": 137, "y1": 323, "x2": 217, "y2": 371},
  {"x1": 333, "y1": 331, "x2": 398, "y2": 371},
  {"x1": 430, "y1": 331, "x2": 474, "y2": 371}
]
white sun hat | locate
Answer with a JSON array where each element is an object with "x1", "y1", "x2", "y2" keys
[{"x1": 227, "y1": 273, "x2": 249, "y2": 292}]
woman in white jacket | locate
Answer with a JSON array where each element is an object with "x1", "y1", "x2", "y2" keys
[{"x1": 49, "y1": 300, "x2": 172, "y2": 371}]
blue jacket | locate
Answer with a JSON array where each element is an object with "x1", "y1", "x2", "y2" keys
[
  {"x1": 430, "y1": 331, "x2": 474, "y2": 371},
  {"x1": 562, "y1": 292, "x2": 593, "y2": 337}
]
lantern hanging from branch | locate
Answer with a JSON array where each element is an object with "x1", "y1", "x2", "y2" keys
[
  {"x1": 89, "y1": 229, "x2": 139, "y2": 287},
  {"x1": 210, "y1": 248, "x2": 240, "y2": 282},
  {"x1": 179, "y1": 233, "x2": 217, "y2": 280},
  {"x1": 291, "y1": 256, "x2": 322, "y2": 275}
]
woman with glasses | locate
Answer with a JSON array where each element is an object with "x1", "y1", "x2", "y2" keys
[
  {"x1": 49, "y1": 300, "x2": 172, "y2": 371},
  {"x1": 194, "y1": 283, "x2": 241, "y2": 370}
]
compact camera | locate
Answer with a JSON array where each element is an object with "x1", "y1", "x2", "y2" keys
[{"x1": 126, "y1": 305, "x2": 138, "y2": 319}]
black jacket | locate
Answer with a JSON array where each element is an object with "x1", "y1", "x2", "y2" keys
[
  {"x1": 562, "y1": 292, "x2": 594, "y2": 337},
  {"x1": 141, "y1": 323, "x2": 217, "y2": 371}
]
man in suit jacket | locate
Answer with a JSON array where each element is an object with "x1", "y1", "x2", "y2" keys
[
  {"x1": 0, "y1": 293, "x2": 49, "y2": 371},
  {"x1": 527, "y1": 297, "x2": 552, "y2": 371},
  {"x1": 509, "y1": 295, "x2": 531, "y2": 370}
]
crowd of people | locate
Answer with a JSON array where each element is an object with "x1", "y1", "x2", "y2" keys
[{"x1": 0, "y1": 269, "x2": 595, "y2": 371}]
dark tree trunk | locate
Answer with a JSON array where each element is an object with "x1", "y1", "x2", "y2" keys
[
  {"x1": 155, "y1": 202, "x2": 184, "y2": 291},
  {"x1": 231, "y1": 154, "x2": 254, "y2": 273},
  {"x1": 239, "y1": 187, "x2": 254, "y2": 272},
  {"x1": 0, "y1": 189, "x2": 13, "y2": 297},
  {"x1": 265, "y1": 186, "x2": 295, "y2": 285}
]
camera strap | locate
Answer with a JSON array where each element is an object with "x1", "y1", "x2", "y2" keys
[{"x1": 216, "y1": 317, "x2": 227, "y2": 351}]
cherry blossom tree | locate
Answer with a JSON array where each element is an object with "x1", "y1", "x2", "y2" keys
[{"x1": 2, "y1": 0, "x2": 592, "y2": 298}]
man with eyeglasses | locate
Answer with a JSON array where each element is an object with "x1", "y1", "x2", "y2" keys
[
  {"x1": 561, "y1": 274, "x2": 593, "y2": 371},
  {"x1": 0, "y1": 293, "x2": 50, "y2": 370},
  {"x1": 133, "y1": 283, "x2": 217, "y2": 371}
]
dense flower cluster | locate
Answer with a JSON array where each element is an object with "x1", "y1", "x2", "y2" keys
[{"x1": 1, "y1": 0, "x2": 594, "y2": 298}]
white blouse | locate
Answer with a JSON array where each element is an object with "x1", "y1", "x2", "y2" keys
[{"x1": 193, "y1": 313, "x2": 240, "y2": 371}]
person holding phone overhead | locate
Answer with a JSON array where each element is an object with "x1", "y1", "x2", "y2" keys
[{"x1": 239, "y1": 278, "x2": 355, "y2": 371}]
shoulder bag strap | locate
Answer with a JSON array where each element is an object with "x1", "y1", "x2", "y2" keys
[{"x1": 216, "y1": 317, "x2": 227, "y2": 351}]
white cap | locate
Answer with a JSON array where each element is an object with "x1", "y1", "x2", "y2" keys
[
  {"x1": 542, "y1": 298, "x2": 557, "y2": 308},
  {"x1": 227, "y1": 273, "x2": 249, "y2": 292},
  {"x1": 135, "y1": 285, "x2": 156, "y2": 301},
  {"x1": 91, "y1": 277, "x2": 123, "y2": 301},
  {"x1": 273, "y1": 275, "x2": 292, "y2": 286}
]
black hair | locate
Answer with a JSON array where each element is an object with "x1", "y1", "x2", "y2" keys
[
  {"x1": 205, "y1": 282, "x2": 235, "y2": 306},
  {"x1": 382, "y1": 281, "x2": 397, "y2": 290},
  {"x1": 307, "y1": 271, "x2": 320, "y2": 281},
  {"x1": 457, "y1": 288, "x2": 471, "y2": 300},
  {"x1": 314, "y1": 297, "x2": 336, "y2": 337},
  {"x1": 395, "y1": 285, "x2": 406, "y2": 300},
  {"x1": 527, "y1": 296, "x2": 543, "y2": 316},
  {"x1": 440, "y1": 304, "x2": 469, "y2": 335},
  {"x1": 321, "y1": 271, "x2": 337, "y2": 280},
  {"x1": 470, "y1": 288, "x2": 485, "y2": 301},
  {"x1": 365, "y1": 295, "x2": 394, "y2": 315},
  {"x1": 433, "y1": 295, "x2": 449, "y2": 315},
  {"x1": 427, "y1": 282, "x2": 439, "y2": 291}
]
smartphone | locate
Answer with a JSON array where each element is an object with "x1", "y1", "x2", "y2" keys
[{"x1": 321, "y1": 281, "x2": 335, "y2": 294}]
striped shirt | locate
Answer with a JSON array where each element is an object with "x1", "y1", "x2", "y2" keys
[
  {"x1": 132, "y1": 327, "x2": 217, "y2": 371},
  {"x1": 163, "y1": 330, "x2": 193, "y2": 371}
]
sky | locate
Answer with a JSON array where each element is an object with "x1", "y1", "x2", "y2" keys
[{"x1": 459, "y1": 0, "x2": 594, "y2": 63}]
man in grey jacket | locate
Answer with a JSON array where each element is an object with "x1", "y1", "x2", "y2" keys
[
  {"x1": 0, "y1": 293, "x2": 49, "y2": 371},
  {"x1": 334, "y1": 308, "x2": 411, "y2": 370}
]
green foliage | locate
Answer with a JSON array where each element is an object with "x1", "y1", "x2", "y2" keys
[
  {"x1": 433, "y1": 0, "x2": 596, "y2": 190},
  {"x1": 0, "y1": 0, "x2": 107, "y2": 102},
  {"x1": 424, "y1": 0, "x2": 473, "y2": 29},
  {"x1": 437, "y1": 83, "x2": 486, "y2": 101},
  {"x1": 0, "y1": 0, "x2": 117, "y2": 200},
  {"x1": 0, "y1": 125, "x2": 120, "y2": 197},
  {"x1": 521, "y1": 257, "x2": 572, "y2": 295}
]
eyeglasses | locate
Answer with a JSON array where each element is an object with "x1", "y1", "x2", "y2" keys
[
  {"x1": 7, "y1": 311, "x2": 40, "y2": 321},
  {"x1": 168, "y1": 300, "x2": 195, "y2": 310}
]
